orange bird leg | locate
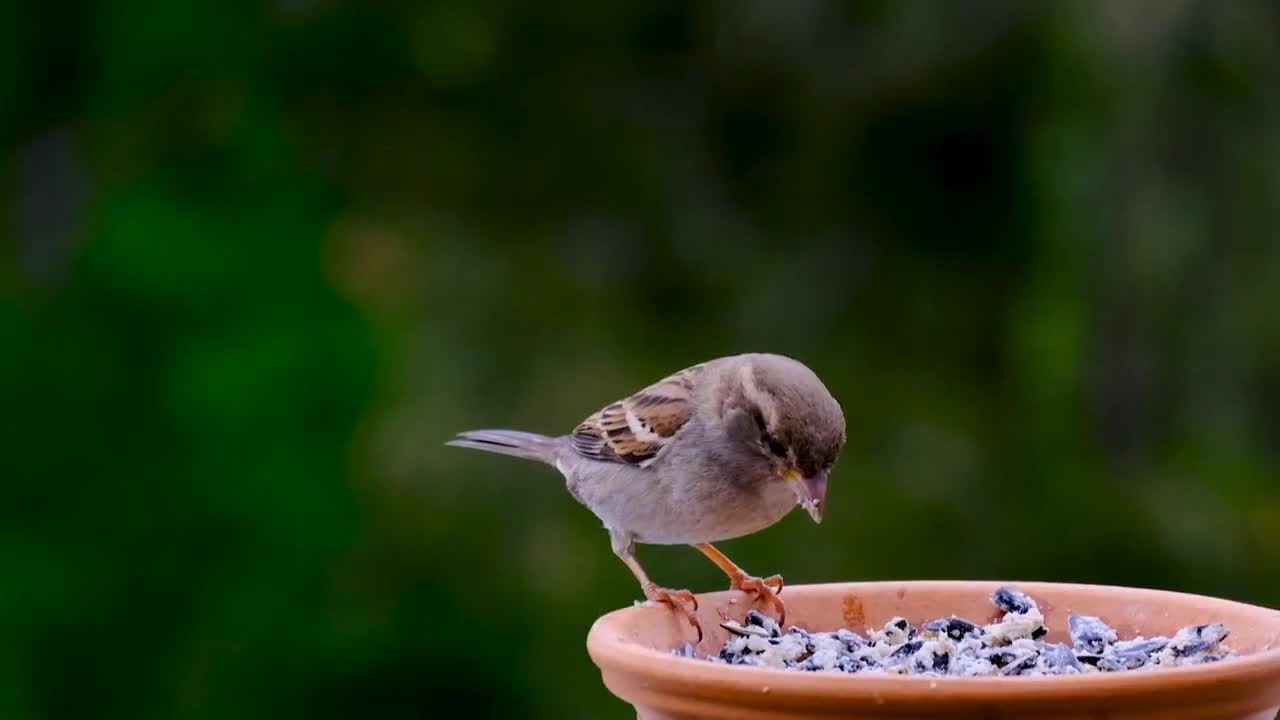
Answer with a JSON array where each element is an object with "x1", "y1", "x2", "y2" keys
[
  {"x1": 612, "y1": 532, "x2": 702, "y2": 641},
  {"x1": 693, "y1": 543, "x2": 786, "y2": 625}
]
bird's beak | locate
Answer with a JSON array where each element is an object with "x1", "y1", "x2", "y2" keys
[{"x1": 784, "y1": 468, "x2": 828, "y2": 524}]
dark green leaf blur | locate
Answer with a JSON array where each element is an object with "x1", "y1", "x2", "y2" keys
[{"x1": 3, "y1": 2, "x2": 1278, "y2": 718}]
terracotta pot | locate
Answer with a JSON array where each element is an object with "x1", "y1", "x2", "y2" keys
[{"x1": 587, "y1": 581, "x2": 1280, "y2": 719}]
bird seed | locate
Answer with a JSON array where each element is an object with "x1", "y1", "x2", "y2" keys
[{"x1": 683, "y1": 586, "x2": 1233, "y2": 677}]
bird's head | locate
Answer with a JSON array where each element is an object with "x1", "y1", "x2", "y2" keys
[{"x1": 723, "y1": 354, "x2": 846, "y2": 523}]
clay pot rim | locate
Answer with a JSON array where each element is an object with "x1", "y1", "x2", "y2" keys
[{"x1": 587, "y1": 580, "x2": 1280, "y2": 704}]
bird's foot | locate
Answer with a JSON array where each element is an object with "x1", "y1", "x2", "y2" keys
[
  {"x1": 730, "y1": 572, "x2": 786, "y2": 626},
  {"x1": 645, "y1": 585, "x2": 702, "y2": 641}
]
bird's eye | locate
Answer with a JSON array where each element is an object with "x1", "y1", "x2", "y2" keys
[{"x1": 765, "y1": 435, "x2": 788, "y2": 458}]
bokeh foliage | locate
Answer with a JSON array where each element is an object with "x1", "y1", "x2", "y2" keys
[{"x1": 3, "y1": 1, "x2": 1279, "y2": 718}]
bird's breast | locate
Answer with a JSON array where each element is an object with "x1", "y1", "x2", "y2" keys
[{"x1": 565, "y1": 458, "x2": 797, "y2": 545}]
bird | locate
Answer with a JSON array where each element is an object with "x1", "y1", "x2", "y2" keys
[{"x1": 446, "y1": 353, "x2": 846, "y2": 638}]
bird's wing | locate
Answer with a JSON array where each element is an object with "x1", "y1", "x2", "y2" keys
[{"x1": 569, "y1": 363, "x2": 706, "y2": 467}]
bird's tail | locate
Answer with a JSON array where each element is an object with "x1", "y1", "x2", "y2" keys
[{"x1": 446, "y1": 429, "x2": 560, "y2": 464}]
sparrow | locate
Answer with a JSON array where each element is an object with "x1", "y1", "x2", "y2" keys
[{"x1": 447, "y1": 353, "x2": 846, "y2": 638}]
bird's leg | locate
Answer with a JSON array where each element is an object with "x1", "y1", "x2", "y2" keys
[
  {"x1": 693, "y1": 543, "x2": 786, "y2": 625},
  {"x1": 610, "y1": 531, "x2": 701, "y2": 640}
]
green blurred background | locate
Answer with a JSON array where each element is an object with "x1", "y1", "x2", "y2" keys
[{"x1": 3, "y1": 1, "x2": 1279, "y2": 717}]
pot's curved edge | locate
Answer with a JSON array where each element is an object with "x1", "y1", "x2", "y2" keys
[{"x1": 586, "y1": 580, "x2": 1280, "y2": 714}]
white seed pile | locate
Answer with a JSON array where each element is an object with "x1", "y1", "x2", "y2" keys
[{"x1": 677, "y1": 586, "x2": 1232, "y2": 677}]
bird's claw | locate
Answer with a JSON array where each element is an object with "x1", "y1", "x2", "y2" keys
[
  {"x1": 730, "y1": 572, "x2": 787, "y2": 626},
  {"x1": 647, "y1": 586, "x2": 703, "y2": 642},
  {"x1": 760, "y1": 574, "x2": 784, "y2": 594}
]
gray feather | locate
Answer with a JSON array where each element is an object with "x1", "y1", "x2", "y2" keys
[{"x1": 446, "y1": 429, "x2": 559, "y2": 464}]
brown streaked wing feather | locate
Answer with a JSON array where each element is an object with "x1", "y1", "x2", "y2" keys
[{"x1": 569, "y1": 364, "x2": 705, "y2": 466}]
